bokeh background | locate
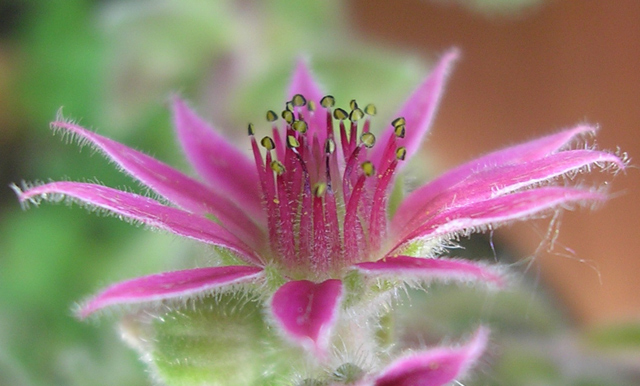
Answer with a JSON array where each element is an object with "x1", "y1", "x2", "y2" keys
[{"x1": 0, "y1": 0, "x2": 638, "y2": 385}]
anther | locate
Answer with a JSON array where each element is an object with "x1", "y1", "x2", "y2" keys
[
  {"x1": 349, "y1": 99, "x2": 358, "y2": 110},
  {"x1": 247, "y1": 123, "x2": 255, "y2": 136},
  {"x1": 325, "y1": 138, "x2": 336, "y2": 154},
  {"x1": 307, "y1": 100, "x2": 316, "y2": 112},
  {"x1": 292, "y1": 120, "x2": 308, "y2": 134},
  {"x1": 364, "y1": 104, "x2": 377, "y2": 116},
  {"x1": 291, "y1": 94, "x2": 307, "y2": 107},
  {"x1": 320, "y1": 95, "x2": 335, "y2": 108},
  {"x1": 391, "y1": 117, "x2": 406, "y2": 128},
  {"x1": 287, "y1": 135, "x2": 300, "y2": 148},
  {"x1": 395, "y1": 146, "x2": 407, "y2": 160},
  {"x1": 361, "y1": 132, "x2": 376, "y2": 148},
  {"x1": 260, "y1": 136, "x2": 276, "y2": 150},
  {"x1": 266, "y1": 110, "x2": 278, "y2": 122},
  {"x1": 285, "y1": 101, "x2": 294, "y2": 111},
  {"x1": 394, "y1": 124, "x2": 406, "y2": 138},
  {"x1": 270, "y1": 160, "x2": 286, "y2": 175},
  {"x1": 282, "y1": 110, "x2": 294, "y2": 124},
  {"x1": 333, "y1": 108, "x2": 348, "y2": 121},
  {"x1": 361, "y1": 161, "x2": 375, "y2": 177},
  {"x1": 349, "y1": 108, "x2": 364, "y2": 122},
  {"x1": 313, "y1": 182, "x2": 327, "y2": 197}
]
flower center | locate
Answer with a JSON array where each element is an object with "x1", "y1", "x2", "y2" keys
[{"x1": 249, "y1": 94, "x2": 406, "y2": 280}]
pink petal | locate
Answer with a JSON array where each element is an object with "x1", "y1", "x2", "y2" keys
[
  {"x1": 288, "y1": 57, "x2": 325, "y2": 105},
  {"x1": 18, "y1": 182, "x2": 261, "y2": 265},
  {"x1": 371, "y1": 48, "x2": 460, "y2": 170},
  {"x1": 79, "y1": 265, "x2": 263, "y2": 318},
  {"x1": 51, "y1": 121, "x2": 266, "y2": 248},
  {"x1": 393, "y1": 149, "x2": 623, "y2": 236},
  {"x1": 287, "y1": 58, "x2": 327, "y2": 142},
  {"x1": 396, "y1": 187, "x2": 606, "y2": 248},
  {"x1": 373, "y1": 327, "x2": 489, "y2": 386},
  {"x1": 270, "y1": 279, "x2": 343, "y2": 355},
  {"x1": 355, "y1": 256, "x2": 504, "y2": 288},
  {"x1": 392, "y1": 125, "x2": 598, "y2": 232},
  {"x1": 172, "y1": 97, "x2": 264, "y2": 220}
]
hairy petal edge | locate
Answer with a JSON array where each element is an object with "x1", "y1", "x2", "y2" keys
[
  {"x1": 372, "y1": 327, "x2": 489, "y2": 386},
  {"x1": 79, "y1": 265, "x2": 263, "y2": 318}
]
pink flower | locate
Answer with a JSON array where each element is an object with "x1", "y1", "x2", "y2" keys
[{"x1": 15, "y1": 49, "x2": 624, "y2": 384}]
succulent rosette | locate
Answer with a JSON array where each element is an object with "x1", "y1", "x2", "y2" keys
[{"x1": 15, "y1": 49, "x2": 625, "y2": 385}]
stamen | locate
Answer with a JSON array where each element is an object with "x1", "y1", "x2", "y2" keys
[
  {"x1": 349, "y1": 108, "x2": 364, "y2": 122},
  {"x1": 348, "y1": 108, "x2": 363, "y2": 154},
  {"x1": 252, "y1": 95, "x2": 397, "y2": 275},
  {"x1": 273, "y1": 161, "x2": 296, "y2": 266},
  {"x1": 391, "y1": 117, "x2": 406, "y2": 128},
  {"x1": 287, "y1": 135, "x2": 300, "y2": 148},
  {"x1": 312, "y1": 182, "x2": 327, "y2": 270},
  {"x1": 322, "y1": 95, "x2": 335, "y2": 140},
  {"x1": 361, "y1": 132, "x2": 376, "y2": 148},
  {"x1": 261, "y1": 136, "x2": 276, "y2": 151},
  {"x1": 364, "y1": 104, "x2": 377, "y2": 116},
  {"x1": 313, "y1": 182, "x2": 327, "y2": 197},
  {"x1": 361, "y1": 161, "x2": 375, "y2": 177},
  {"x1": 291, "y1": 94, "x2": 307, "y2": 107},
  {"x1": 320, "y1": 95, "x2": 335, "y2": 108},
  {"x1": 262, "y1": 143, "x2": 278, "y2": 255},
  {"x1": 282, "y1": 109, "x2": 294, "y2": 124},
  {"x1": 344, "y1": 162, "x2": 374, "y2": 263},
  {"x1": 292, "y1": 120, "x2": 308, "y2": 134},
  {"x1": 266, "y1": 110, "x2": 278, "y2": 122},
  {"x1": 324, "y1": 138, "x2": 336, "y2": 154},
  {"x1": 369, "y1": 158, "x2": 399, "y2": 250},
  {"x1": 307, "y1": 100, "x2": 316, "y2": 112},
  {"x1": 324, "y1": 182, "x2": 341, "y2": 270},
  {"x1": 362, "y1": 103, "x2": 376, "y2": 134},
  {"x1": 394, "y1": 124, "x2": 406, "y2": 139},
  {"x1": 270, "y1": 160, "x2": 286, "y2": 175},
  {"x1": 333, "y1": 108, "x2": 348, "y2": 121}
]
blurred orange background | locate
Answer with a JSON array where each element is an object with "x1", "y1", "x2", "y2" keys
[{"x1": 351, "y1": 0, "x2": 639, "y2": 325}]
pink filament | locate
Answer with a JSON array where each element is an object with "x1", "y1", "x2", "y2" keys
[{"x1": 251, "y1": 97, "x2": 402, "y2": 275}]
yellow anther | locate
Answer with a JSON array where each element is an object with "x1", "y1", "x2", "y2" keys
[
  {"x1": 247, "y1": 123, "x2": 255, "y2": 136},
  {"x1": 361, "y1": 132, "x2": 376, "y2": 148},
  {"x1": 325, "y1": 138, "x2": 336, "y2": 154},
  {"x1": 266, "y1": 110, "x2": 278, "y2": 122},
  {"x1": 307, "y1": 100, "x2": 316, "y2": 112},
  {"x1": 292, "y1": 120, "x2": 308, "y2": 134},
  {"x1": 270, "y1": 160, "x2": 286, "y2": 175},
  {"x1": 394, "y1": 124, "x2": 406, "y2": 138},
  {"x1": 364, "y1": 104, "x2": 377, "y2": 116},
  {"x1": 291, "y1": 94, "x2": 307, "y2": 107},
  {"x1": 361, "y1": 161, "x2": 375, "y2": 177},
  {"x1": 313, "y1": 182, "x2": 327, "y2": 197},
  {"x1": 320, "y1": 95, "x2": 335, "y2": 108},
  {"x1": 395, "y1": 146, "x2": 407, "y2": 160},
  {"x1": 287, "y1": 135, "x2": 300, "y2": 148},
  {"x1": 391, "y1": 117, "x2": 406, "y2": 128},
  {"x1": 349, "y1": 99, "x2": 358, "y2": 110},
  {"x1": 333, "y1": 108, "x2": 348, "y2": 120},
  {"x1": 282, "y1": 110, "x2": 294, "y2": 124},
  {"x1": 285, "y1": 101, "x2": 293, "y2": 111},
  {"x1": 260, "y1": 136, "x2": 275, "y2": 150},
  {"x1": 349, "y1": 108, "x2": 364, "y2": 122}
]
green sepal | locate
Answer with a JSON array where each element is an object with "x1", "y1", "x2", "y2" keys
[{"x1": 130, "y1": 293, "x2": 302, "y2": 386}]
